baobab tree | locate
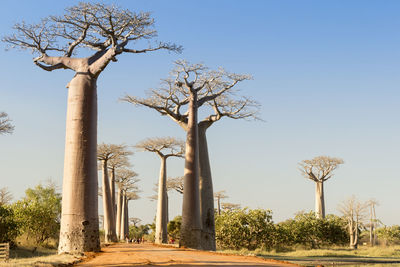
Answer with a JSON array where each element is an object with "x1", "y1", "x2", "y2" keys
[
  {"x1": 97, "y1": 143, "x2": 130, "y2": 242},
  {"x1": 122, "y1": 60, "x2": 255, "y2": 250},
  {"x1": 115, "y1": 168, "x2": 139, "y2": 240},
  {"x1": 3, "y1": 2, "x2": 180, "y2": 253},
  {"x1": 121, "y1": 191, "x2": 140, "y2": 240},
  {"x1": 108, "y1": 149, "x2": 133, "y2": 216},
  {"x1": 0, "y1": 112, "x2": 14, "y2": 135},
  {"x1": 136, "y1": 137, "x2": 184, "y2": 244},
  {"x1": 338, "y1": 196, "x2": 367, "y2": 249},
  {"x1": 168, "y1": 176, "x2": 184, "y2": 194},
  {"x1": 214, "y1": 190, "x2": 228, "y2": 215},
  {"x1": 299, "y1": 156, "x2": 344, "y2": 219},
  {"x1": 221, "y1": 202, "x2": 241, "y2": 212},
  {"x1": 368, "y1": 199, "x2": 379, "y2": 246}
]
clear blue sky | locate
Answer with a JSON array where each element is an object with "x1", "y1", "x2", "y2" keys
[{"x1": 0, "y1": 0, "x2": 399, "y2": 225}]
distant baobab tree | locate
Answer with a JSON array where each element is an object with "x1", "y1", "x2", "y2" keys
[
  {"x1": 123, "y1": 60, "x2": 256, "y2": 250},
  {"x1": 338, "y1": 196, "x2": 367, "y2": 249},
  {"x1": 97, "y1": 143, "x2": 131, "y2": 243},
  {"x1": 299, "y1": 156, "x2": 344, "y2": 219},
  {"x1": 368, "y1": 199, "x2": 379, "y2": 246},
  {"x1": 168, "y1": 176, "x2": 184, "y2": 194},
  {"x1": 0, "y1": 112, "x2": 14, "y2": 135},
  {"x1": 3, "y1": 2, "x2": 181, "y2": 253},
  {"x1": 221, "y1": 202, "x2": 241, "y2": 212},
  {"x1": 136, "y1": 137, "x2": 184, "y2": 244},
  {"x1": 214, "y1": 190, "x2": 228, "y2": 215},
  {"x1": 115, "y1": 168, "x2": 139, "y2": 240}
]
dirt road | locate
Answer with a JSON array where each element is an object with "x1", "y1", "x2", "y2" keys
[{"x1": 75, "y1": 243, "x2": 297, "y2": 266}]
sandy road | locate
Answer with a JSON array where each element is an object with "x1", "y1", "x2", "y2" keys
[{"x1": 75, "y1": 243, "x2": 297, "y2": 267}]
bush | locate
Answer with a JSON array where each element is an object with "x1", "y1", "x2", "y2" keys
[
  {"x1": 376, "y1": 225, "x2": 400, "y2": 245},
  {"x1": 167, "y1": 216, "x2": 181, "y2": 241},
  {"x1": 215, "y1": 208, "x2": 274, "y2": 250},
  {"x1": 0, "y1": 205, "x2": 19, "y2": 244}
]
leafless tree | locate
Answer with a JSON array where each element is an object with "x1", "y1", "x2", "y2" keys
[
  {"x1": 367, "y1": 199, "x2": 379, "y2": 246},
  {"x1": 338, "y1": 196, "x2": 368, "y2": 249},
  {"x1": 167, "y1": 176, "x2": 184, "y2": 194},
  {"x1": 0, "y1": 112, "x2": 14, "y2": 135},
  {"x1": 299, "y1": 156, "x2": 344, "y2": 219},
  {"x1": 130, "y1": 217, "x2": 142, "y2": 227},
  {"x1": 136, "y1": 137, "x2": 184, "y2": 244},
  {"x1": 3, "y1": 2, "x2": 180, "y2": 253},
  {"x1": 97, "y1": 143, "x2": 131, "y2": 242},
  {"x1": 0, "y1": 187, "x2": 13, "y2": 206},
  {"x1": 115, "y1": 168, "x2": 139, "y2": 240},
  {"x1": 122, "y1": 60, "x2": 255, "y2": 250},
  {"x1": 221, "y1": 202, "x2": 241, "y2": 212},
  {"x1": 214, "y1": 190, "x2": 228, "y2": 215}
]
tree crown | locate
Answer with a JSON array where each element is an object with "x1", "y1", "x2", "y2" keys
[{"x1": 299, "y1": 155, "x2": 344, "y2": 182}]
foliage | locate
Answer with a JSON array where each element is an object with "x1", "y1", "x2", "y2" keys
[
  {"x1": 0, "y1": 205, "x2": 19, "y2": 243},
  {"x1": 277, "y1": 212, "x2": 348, "y2": 249},
  {"x1": 215, "y1": 208, "x2": 274, "y2": 250},
  {"x1": 167, "y1": 216, "x2": 182, "y2": 240},
  {"x1": 376, "y1": 225, "x2": 400, "y2": 245},
  {"x1": 13, "y1": 183, "x2": 61, "y2": 245},
  {"x1": 129, "y1": 224, "x2": 150, "y2": 239}
]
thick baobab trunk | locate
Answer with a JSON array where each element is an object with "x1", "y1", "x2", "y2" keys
[
  {"x1": 315, "y1": 181, "x2": 325, "y2": 219},
  {"x1": 124, "y1": 197, "x2": 129, "y2": 238},
  {"x1": 121, "y1": 193, "x2": 128, "y2": 240},
  {"x1": 58, "y1": 74, "x2": 100, "y2": 254},
  {"x1": 198, "y1": 125, "x2": 216, "y2": 251},
  {"x1": 110, "y1": 168, "x2": 116, "y2": 217},
  {"x1": 101, "y1": 160, "x2": 117, "y2": 243},
  {"x1": 155, "y1": 157, "x2": 168, "y2": 244},
  {"x1": 180, "y1": 94, "x2": 202, "y2": 249},
  {"x1": 116, "y1": 188, "x2": 123, "y2": 240}
]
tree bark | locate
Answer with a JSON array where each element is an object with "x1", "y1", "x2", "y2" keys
[
  {"x1": 110, "y1": 168, "x2": 116, "y2": 218},
  {"x1": 116, "y1": 188, "x2": 123, "y2": 240},
  {"x1": 198, "y1": 125, "x2": 216, "y2": 251},
  {"x1": 121, "y1": 193, "x2": 128, "y2": 240},
  {"x1": 180, "y1": 93, "x2": 202, "y2": 249},
  {"x1": 101, "y1": 160, "x2": 117, "y2": 243},
  {"x1": 315, "y1": 181, "x2": 325, "y2": 219},
  {"x1": 58, "y1": 73, "x2": 100, "y2": 254},
  {"x1": 217, "y1": 197, "x2": 221, "y2": 215},
  {"x1": 155, "y1": 157, "x2": 168, "y2": 244},
  {"x1": 124, "y1": 197, "x2": 129, "y2": 239}
]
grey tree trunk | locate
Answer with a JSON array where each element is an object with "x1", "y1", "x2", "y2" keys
[
  {"x1": 116, "y1": 188, "x2": 123, "y2": 240},
  {"x1": 110, "y1": 168, "x2": 116, "y2": 218},
  {"x1": 124, "y1": 197, "x2": 129, "y2": 239},
  {"x1": 58, "y1": 74, "x2": 100, "y2": 254},
  {"x1": 198, "y1": 125, "x2": 216, "y2": 251},
  {"x1": 315, "y1": 181, "x2": 325, "y2": 219},
  {"x1": 121, "y1": 193, "x2": 128, "y2": 240},
  {"x1": 155, "y1": 157, "x2": 168, "y2": 244},
  {"x1": 101, "y1": 160, "x2": 117, "y2": 242},
  {"x1": 180, "y1": 94, "x2": 202, "y2": 249},
  {"x1": 217, "y1": 197, "x2": 221, "y2": 215}
]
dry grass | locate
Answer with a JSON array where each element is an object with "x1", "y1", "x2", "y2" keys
[{"x1": 0, "y1": 246, "x2": 81, "y2": 267}]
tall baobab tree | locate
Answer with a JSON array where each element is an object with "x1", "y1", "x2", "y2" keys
[
  {"x1": 136, "y1": 137, "x2": 184, "y2": 244},
  {"x1": 3, "y1": 2, "x2": 180, "y2": 253},
  {"x1": 214, "y1": 190, "x2": 228, "y2": 215},
  {"x1": 368, "y1": 199, "x2": 379, "y2": 246},
  {"x1": 0, "y1": 112, "x2": 14, "y2": 135},
  {"x1": 121, "y1": 190, "x2": 140, "y2": 240},
  {"x1": 97, "y1": 143, "x2": 131, "y2": 243},
  {"x1": 338, "y1": 196, "x2": 367, "y2": 249},
  {"x1": 299, "y1": 156, "x2": 344, "y2": 219},
  {"x1": 115, "y1": 168, "x2": 139, "y2": 240},
  {"x1": 108, "y1": 149, "x2": 133, "y2": 216},
  {"x1": 122, "y1": 60, "x2": 255, "y2": 250}
]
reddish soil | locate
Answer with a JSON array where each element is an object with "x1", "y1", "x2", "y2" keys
[{"x1": 75, "y1": 243, "x2": 297, "y2": 266}]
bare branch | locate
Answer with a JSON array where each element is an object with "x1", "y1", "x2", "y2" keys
[
  {"x1": 0, "y1": 112, "x2": 14, "y2": 135},
  {"x1": 0, "y1": 187, "x2": 13, "y2": 206},
  {"x1": 298, "y1": 156, "x2": 344, "y2": 182},
  {"x1": 135, "y1": 137, "x2": 185, "y2": 158}
]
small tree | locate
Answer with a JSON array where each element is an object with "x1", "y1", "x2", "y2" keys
[
  {"x1": 338, "y1": 196, "x2": 367, "y2": 249},
  {"x1": 299, "y1": 156, "x2": 344, "y2": 219},
  {"x1": 0, "y1": 187, "x2": 13, "y2": 206},
  {"x1": 13, "y1": 182, "x2": 61, "y2": 246},
  {"x1": 3, "y1": 2, "x2": 180, "y2": 253},
  {"x1": 0, "y1": 112, "x2": 14, "y2": 135},
  {"x1": 136, "y1": 137, "x2": 184, "y2": 244},
  {"x1": 0, "y1": 205, "x2": 19, "y2": 244}
]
